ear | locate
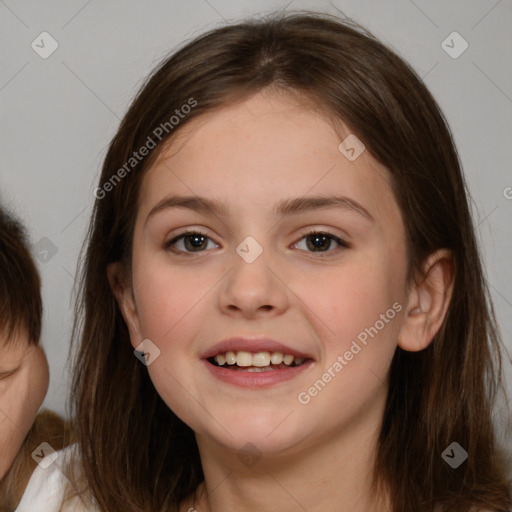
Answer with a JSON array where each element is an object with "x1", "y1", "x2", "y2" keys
[
  {"x1": 398, "y1": 249, "x2": 455, "y2": 352},
  {"x1": 107, "y1": 262, "x2": 143, "y2": 350}
]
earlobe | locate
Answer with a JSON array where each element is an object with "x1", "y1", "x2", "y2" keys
[
  {"x1": 398, "y1": 249, "x2": 455, "y2": 352},
  {"x1": 106, "y1": 262, "x2": 143, "y2": 349}
]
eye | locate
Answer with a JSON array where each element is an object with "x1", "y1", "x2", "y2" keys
[
  {"x1": 293, "y1": 230, "x2": 349, "y2": 255},
  {"x1": 164, "y1": 231, "x2": 219, "y2": 254},
  {"x1": 0, "y1": 367, "x2": 19, "y2": 381}
]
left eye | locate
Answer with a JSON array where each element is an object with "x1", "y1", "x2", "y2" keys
[
  {"x1": 293, "y1": 231, "x2": 348, "y2": 253},
  {"x1": 165, "y1": 232, "x2": 218, "y2": 253}
]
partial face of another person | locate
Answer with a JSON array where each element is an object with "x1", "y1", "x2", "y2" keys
[
  {"x1": 114, "y1": 90, "x2": 415, "y2": 457},
  {"x1": 0, "y1": 332, "x2": 49, "y2": 480}
]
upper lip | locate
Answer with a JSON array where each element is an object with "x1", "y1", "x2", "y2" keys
[{"x1": 201, "y1": 337, "x2": 313, "y2": 360}]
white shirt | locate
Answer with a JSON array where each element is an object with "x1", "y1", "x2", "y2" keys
[{"x1": 15, "y1": 444, "x2": 99, "y2": 512}]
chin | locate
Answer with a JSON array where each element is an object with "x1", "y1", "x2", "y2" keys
[{"x1": 196, "y1": 409, "x2": 310, "y2": 457}]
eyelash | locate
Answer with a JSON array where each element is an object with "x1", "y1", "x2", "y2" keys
[{"x1": 163, "y1": 229, "x2": 350, "y2": 257}]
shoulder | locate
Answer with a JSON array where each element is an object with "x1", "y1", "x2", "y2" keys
[{"x1": 15, "y1": 444, "x2": 99, "y2": 512}]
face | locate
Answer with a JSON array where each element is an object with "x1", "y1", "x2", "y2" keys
[
  {"x1": 0, "y1": 333, "x2": 49, "y2": 479},
  {"x1": 116, "y1": 91, "x2": 411, "y2": 457}
]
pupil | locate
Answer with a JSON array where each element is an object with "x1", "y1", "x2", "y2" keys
[
  {"x1": 307, "y1": 233, "x2": 330, "y2": 251},
  {"x1": 185, "y1": 234, "x2": 206, "y2": 251}
]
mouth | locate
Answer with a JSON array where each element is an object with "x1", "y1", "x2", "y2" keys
[
  {"x1": 201, "y1": 338, "x2": 314, "y2": 387},
  {"x1": 207, "y1": 350, "x2": 309, "y2": 372}
]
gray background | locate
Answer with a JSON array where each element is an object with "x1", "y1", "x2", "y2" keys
[{"x1": 1, "y1": 0, "x2": 511, "y2": 465}]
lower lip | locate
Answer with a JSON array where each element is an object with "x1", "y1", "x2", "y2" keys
[{"x1": 202, "y1": 359, "x2": 314, "y2": 388}]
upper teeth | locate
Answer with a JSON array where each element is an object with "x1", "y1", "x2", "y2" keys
[{"x1": 214, "y1": 351, "x2": 305, "y2": 367}]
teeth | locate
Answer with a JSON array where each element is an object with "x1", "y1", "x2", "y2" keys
[
  {"x1": 283, "y1": 354, "x2": 294, "y2": 365},
  {"x1": 225, "y1": 351, "x2": 236, "y2": 365},
  {"x1": 213, "y1": 351, "x2": 306, "y2": 368},
  {"x1": 270, "y1": 352, "x2": 283, "y2": 364},
  {"x1": 236, "y1": 351, "x2": 252, "y2": 367},
  {"x1": 252, "y1": 352, "x2": 271, "y2": 367}
]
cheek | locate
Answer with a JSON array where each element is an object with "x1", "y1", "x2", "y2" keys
[
  {"x1": 302, "y1": 256, "x2": 405, "y2": 406},
  {"x1": 18, "y1": 366, "x2": 49, "y2": 434},
  {"x1": 132, "y1": 254, "x2": 217, "y2": 388},
  {"x1": 134, "y1": 261, "x2": 211, "y2": 342},
  {"x1": 0, "y1": 372, "x2": 47, "y2": 479},
  {"x1": 294, "y1": 263, "x2": 402, "y2": 421},
  {"x1": 307, "y1": 258, "x2": 403, "y2": 341}
]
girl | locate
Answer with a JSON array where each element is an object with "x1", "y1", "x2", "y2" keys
[{"x1": 17, "y1": 11, "x2": 512, "y2": 512}]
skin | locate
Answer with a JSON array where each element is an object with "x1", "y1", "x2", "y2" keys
[
  {"x1": 0, "y1": 333, "x2": 49, "y2": 480},
  {"x1": 110, "y1": 90, "x2": 454, "y2": 512}
]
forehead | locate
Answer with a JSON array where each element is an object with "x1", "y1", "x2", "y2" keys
[{"x1": 138, "y1": 91, "x2": 399, "y2": 223}]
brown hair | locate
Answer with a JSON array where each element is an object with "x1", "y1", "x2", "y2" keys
[
  {"x1": 69, "y1": 11, "x2": 512, "y2": 511},
  {"x1": 0, "y1": 208, "x2": 42, "y2": 345}
]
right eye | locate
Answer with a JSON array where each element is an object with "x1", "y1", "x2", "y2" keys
[{"x1": 163, "y1": 231, "x2": 219, "y2": 255}]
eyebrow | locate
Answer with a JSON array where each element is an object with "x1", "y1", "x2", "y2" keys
[{"x1": 145, "y1": 194, "x2": 374, "y2": 225}]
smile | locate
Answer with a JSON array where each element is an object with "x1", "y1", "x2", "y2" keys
[
  {"x1": 209, "y1": 350, "x2": 306, "y2": 371},
  {"x1": 203, "y1": 351, "x2": 314, "y2": 387},
  {"x1": 201, "y1": 337, "x2": 314, "y2": 387}
]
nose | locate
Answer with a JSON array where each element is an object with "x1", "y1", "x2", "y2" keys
[{"x1": 217, "y1": 243, "x2": 289, "y2": 319}]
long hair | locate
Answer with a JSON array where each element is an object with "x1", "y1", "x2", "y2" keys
[{"x1": 69, "y1": 11, "x2": 512, "y2": 511}]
